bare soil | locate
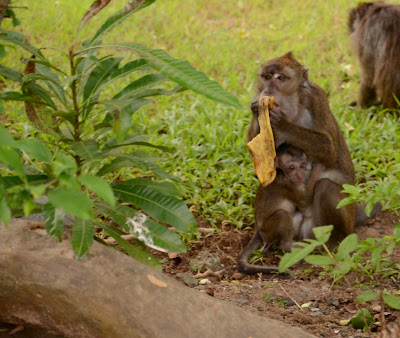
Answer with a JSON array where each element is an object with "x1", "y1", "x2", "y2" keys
[{"x1": 161, "y1": 211, "x2": 400, "y2": 338}]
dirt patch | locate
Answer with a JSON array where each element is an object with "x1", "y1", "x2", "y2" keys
[{"x1": 162, "y1": 211, "x2": 400, "y2": 337}]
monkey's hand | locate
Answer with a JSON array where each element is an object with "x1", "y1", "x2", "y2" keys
[
  {"x1": 247, "y1": 96, "x2": 276, "y2": 186},
  {"x1": 251, "y1": 101, "x2": 259, "y2": 114}
]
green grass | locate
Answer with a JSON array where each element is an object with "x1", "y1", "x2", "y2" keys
[{"x1": 2, "y1": 0, "x2": 400, "y2": 227}]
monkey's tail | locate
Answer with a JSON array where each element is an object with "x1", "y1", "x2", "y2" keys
[
  {"x1": 354, "y1": 202, "x2": 382, "y2": 227},
  {"x1": 237, "y1": 231, "x2": 290, "y2": 277}
]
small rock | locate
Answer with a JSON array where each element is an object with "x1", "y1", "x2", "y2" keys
[
  {"x1": 332, "y1": 300, "x2": 340, "y2": 308},
  {"x1": 200, "y1": 288, "x2": 214, "y2": 297},
  {"x1": 236, "y1": 299, "x2": 249, "y2": 305},
  {"x1": 310, "y1": 311, "x2": 324, "y2": 317},
  {"x1": 283, "y1": 297, "x2": 295, "y2": 306},
  {"x1": 176, "y1": 273, "x2": 199, "y2": 287},
  {"x1": 189, "y1": 251, "x2": 223, "y2": 272},
  {"x1": 371, "y1": 305, "x2": 381, "y2": 312},
  {"x1": 231, "y1": 272, "x2": 243, "y2": 280}
]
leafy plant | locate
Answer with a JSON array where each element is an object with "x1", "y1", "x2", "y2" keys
[{"x1": 0, "y1": 0, "x2": 240, "y2": 269}]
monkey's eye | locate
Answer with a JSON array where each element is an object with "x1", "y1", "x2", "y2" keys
[
  {"x1": 300, "y1": 164, "x2": 305, "y2": 169},
  {"x1": 264, "y1": 73, "x2": 272, "y2": 80},
  {"x1": 289, "y1": 165, "x2": 295, "y2": 170},
  {"x1": 274, "y1": 73, "x2": 286, "y2": 81}
]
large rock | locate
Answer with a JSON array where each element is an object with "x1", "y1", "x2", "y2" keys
[{"x1": 0, "y1": 219, "x2": 314, "y2": 337}]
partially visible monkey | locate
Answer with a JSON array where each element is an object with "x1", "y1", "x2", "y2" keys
[
  {"x1": 349, "y1": 2, "x2": 400, "y2": 108},
  {"x1": 238, "y1": 52, "x2": 365, "y2": 275}
]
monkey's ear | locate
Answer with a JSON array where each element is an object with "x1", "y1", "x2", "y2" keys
[
  {"x1": 283, "y1": 51, "x2": 294, "y2": 59},
  {"x1": 303, "y1": 69, "x2": 309, "y2": 82}
]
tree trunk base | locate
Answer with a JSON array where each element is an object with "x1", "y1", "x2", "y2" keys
[{"x1": 0, "y1": 218, "x2": 314, "y2": 337}]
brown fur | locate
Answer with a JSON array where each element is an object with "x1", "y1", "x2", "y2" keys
[
  {"x1": 238, "y1": 53, "x2": 357, "y2": 276},
  {"x1": 349, "y1": 1, "x2": 400, "y2": 108}
]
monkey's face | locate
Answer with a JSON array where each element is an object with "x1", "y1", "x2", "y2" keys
[
  {"x1": 254, "y1": 52, "x2": 307, "y2": 122},
  {"x1": 278, "y1": 153, "x2": 308, "y2": 185}
]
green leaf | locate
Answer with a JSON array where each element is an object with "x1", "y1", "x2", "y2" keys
[
  {"x1": 112, "y1": 100, "x2": 152, "y2": 143},
  {"x1": 96, "y1": 155, "x2": 173, "y2": 179},
  {"x1": 106, "y1": 58, "x2": 150, "y2": 84},
  {"x1": 126, "y1": 214, "x2": 186, "y2": 253},
  {"x1": 0, "y1": 91, "x2": 42, "y2": 104},
  {"x1": 101, "y1": 223, "x2": 162, "y2": 271},
  {"x1": 112, "y1": 73, "x2": 167, "y2": 100},
  {"x1": 87, "y1": 0, "x2": 156, "y2": 46},
  {"x1": 304, "y1": 254, "x2": 334, "y2": 266},
  {"x1": 72, "y1": 218, "x2": 94, "y2": 260},
  {"x1": 14, "y1": 139, "x2": 52, "y2": 163},
  {"x1": 312, "y1": 225, "x2": 334, "y2": 243},
  {"x1": 351, "y1": 309, "x2": 372, "y2": 329},
  {"x1": 0, "y1": 45, "x2": 5, "y2": 59},
  {"x1": 0, "y1": 64, "x2": 23, "y2": 81},
  {"x1": 0, "y1": 125, "x2": 15, "y2": 146},
  {"x1": 337, "y1": 197, "x2": 356, "y2": 209},
  {"x1": 94, "y1": 202, "x2": 138, "y2": 230},
  {"x1": 48, "y1": 188, "x2": 93, "y2": 220},
  {"x1": 112, "y1": 184, "x2": 196, "y2": 233},
  {"x1": 82, "y1": 57, "x2": 123, "y2": 117},
  {"x1": 53, "y1": 153, "x2": 77, "y2": 179},
  {"x1": 120, "y1": 178, "x2": 181, "y2": 197},
  {"x1": 335, "y1": 233, "x2": 358, "y2": 261},
  {"x1": 78, "y1": 175, "x2": 116, "y2": 206},
  {"x1": 278, "y1": 241, "x2": 320, "y2": 273},
  {"x1": 341, "y1": 184, "x2": 359, "y2": 195},
  {"x1": 0, "y1": 145, "x2": 25, "y2": 178},
  {"x1": 0, "y1": 30, "x2": 47, "y2": 62},
  {"x1": 332, "y1": 261, "x2": 351, "y2": 276},
  {"x1": 383, "y1": 294, "x2": 400, "y2": 310},
  {"x1": 36, "y1": 63, "x2": 67, "y2": 106},
  {"x1": 102, "y1": 42, "x2": 241, "y2": 108},
  {"x1": 22, "y1": 82, "x2": 56, "y2": 109},
  {"x1": 43, "y1": 203, "x2": 65, "y2": 242},
  {"x1": 70, "y1": 140, "x2": 102, "y2": 162},
  {"x1": 0, "y1": 198, "x2": 11, "y2": 226},
  {"x1": 356, "y1": 290, "x2": 378, "y2": 304},
  {"x1": 3, "y1": 175, "x2": 47, "y2": 189}
]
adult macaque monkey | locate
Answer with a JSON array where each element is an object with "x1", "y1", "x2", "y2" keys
[
  {"x1": 349, "y1": 2, "x2": 400, "y2": 108},
  {"x1": 238, "y1": 52, "x2": 357, "y2": 275}
]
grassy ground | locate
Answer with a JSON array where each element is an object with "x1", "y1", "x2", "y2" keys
[{"x1": 2, "y1": 0, "x2": 400, "y2": 228}]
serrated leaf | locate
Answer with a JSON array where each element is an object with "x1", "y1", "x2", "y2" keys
[
  {"x1": 304, "y1": 254, "x2": 334, "y2": 266},
  {"x1": 278, "y1": 240, "x2": 320, "y2": 273},
  {"x1": 14, "y1": 139, "x2": 52, "y2": 163},
  {"x1": 312, "y1": 225, "x2": 333, "y2": 243},
  {"x1": 43, "y1": 203, "x2": 65, "y2": 242},
  {"x1": 70, "y1": 140, "x2": 102, "y2": 162},
  {"x1": 102, "y1": 41, "x2": 241, "y2": 108},
  {"x1": 0, "y1": 91, "x2": 42, "y2": 103},
  {"x1": 48, "y1": 188, "x2": 93, "y2": 220},
  {"x1": 78, "y1": 175, "x2": 115, "y2": 206},
  {"x1": 356, "y1": 290, "x2": 378, "y2": 304},
  {"x1": 336, "y1": 233, "x2": 358, "y2": 260},
  {"x1": 0, "y1": 125, "x2": 15, "y2": 146},
  {"x1": 101, "y1": 223, "x2": 161, "y2": 271},
  {"x1": 0, "y1": 198, "x2": 11, "y2": 226},
  {"x1": 0, "y1": 145, "x2": 25, "y2": 178},
  {"x1": 112, "y1": 184, "x2": 196, "y2": 233},
  {"x1": 383, "y1": 294, "x2": 400, "y2": 310},
  {"x1": 72, "y1": 218, "x2": 94, "y2": 260},
  {"x1": 3, "y1": 175, "x2": 48, "y2": 189},
  {"x1": 126, "y1": 215, "x2": 186, "y2": 253}
]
